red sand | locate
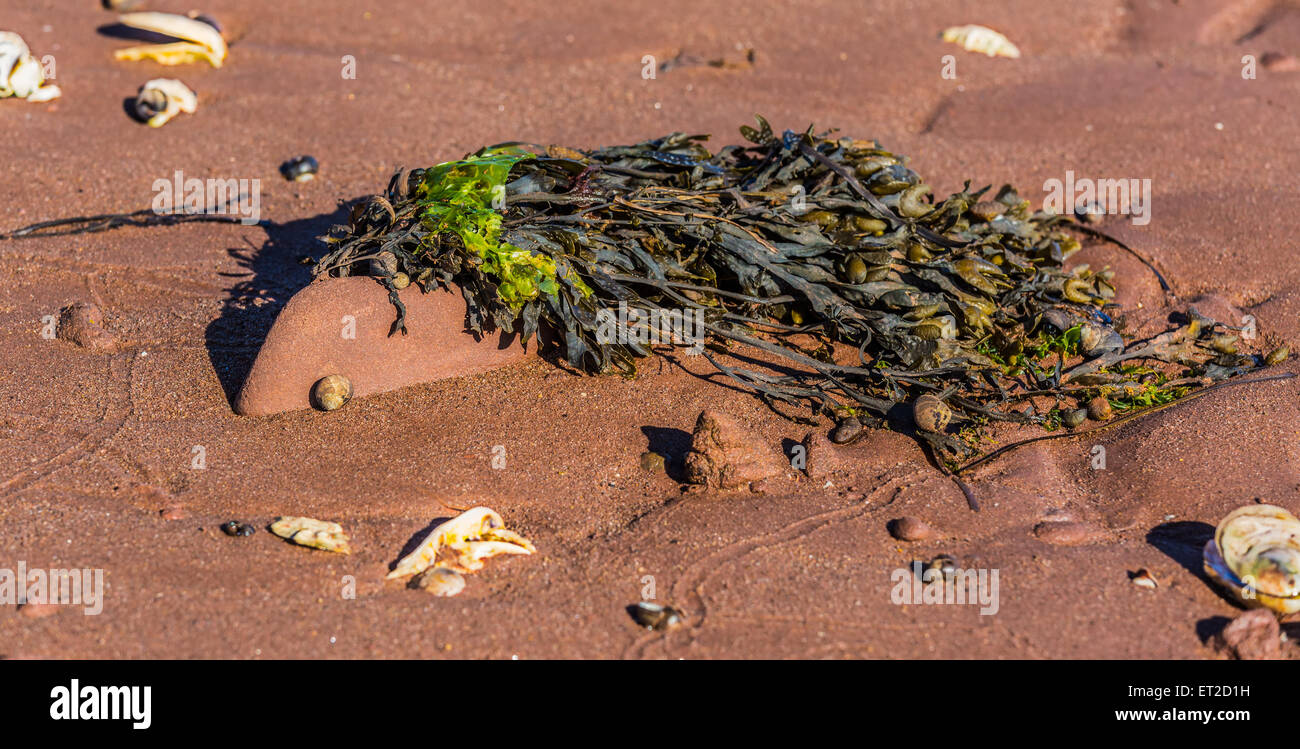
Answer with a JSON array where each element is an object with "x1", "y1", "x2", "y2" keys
[{"x1": 1, "y1": 0, "x2": 1298, "y2": 658}]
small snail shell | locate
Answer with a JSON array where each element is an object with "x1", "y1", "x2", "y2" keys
[
  {"x1": 280, "y1": 155, "x2": 319, "y2": 182},
  {"x1": 391, "y1": 272, "x2": 410, "y2": 290},
  {"x1": 311, "y1": 374, "x2": 352, "y2": 411},
  {"x1": 134, "y1": 78, "x2": 197, "y2": 128},
  {"x1": 1203, "y1": 504, "x2": 1300, "y2": 615},
  {"x1": 913, "y1": 394, "x2": 952, "y2": 433},
  {"x1": 1086, "y1": 396, "x2": 1112, "y2": 421},
  {"x1": 927, "y1": 554, "x2": 959, "y2": 581},
  {"x1": 629, "y1": 601, "x2": 683, "y2": 631}
]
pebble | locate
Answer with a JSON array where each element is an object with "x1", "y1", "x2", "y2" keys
[
  {"x1": 888, "y1": 516, "x2": 936, "y2": 542},
  {"x1": 411, "y1": 567, "x2": 466, "y2": 597},
  {"x1": 1032, "y1": 520, "x2": 1108, "y2": 546},
  {"x1": 829, "y1": 416, "x2": 863, "y2": 445},
  {"x1": 20, "y1": 603, "x2": 59, "y2": 619},
  {"x1": 56, "y1": 302, "x2": 120, "y2": 351},
  {"x1": 1261, "y1": 51, "x2": 1299, "y2": 72},
  {"x1": 159, "y1": 505, "x2": 188, "y2": 520},
  {"x1": 1086, "y1": 396, "x2": 1112, "y2": 421},
  {"x1": 639, "y1": 451, "x2": 666, "y2": 473},
  {"x1": 1213, "y1": 609, "x2": 1281, "y2": 660}
]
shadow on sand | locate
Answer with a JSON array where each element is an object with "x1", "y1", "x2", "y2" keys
[{"x1": 204, "y1": 204, "x2": 351, "y2": 407}]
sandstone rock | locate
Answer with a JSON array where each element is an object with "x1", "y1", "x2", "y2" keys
[
  {"x1": 235, "y1": 277, "x2": 532, "y2": 416},
  {"x1": 683, "y1": 410, "x2": 782, "y2": 490},
  {"x1": 1213, "y1": 609, "x2": 1281, "y2": 660},
  {"x1": 1032, "y1": 520, "x2": 1109, "y2": 546},
  {"x1": 888, "y1": 516, "x2": 937, "y2": 542},
  {"x1": 56, "y1": 302, "x2": 120, "y2": 351}
]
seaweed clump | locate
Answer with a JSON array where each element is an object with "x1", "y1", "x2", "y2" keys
[{"x1": 312, "y1": 116, "x2": 1282, "y2": 468}]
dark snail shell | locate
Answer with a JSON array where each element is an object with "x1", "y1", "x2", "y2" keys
[
  {"x1": 913, "y1": 394, "x2": 952, "y2": 433},
  {"x1": 221, "y1": 520, "x2": 254, "y2": 537},
  {"x1": 629, "y1": 602, "x2": 683, "y2": 631},
  {"x1": 280, "y1": 155, "x2": 319, "y2": 182},
  {"x1": 133, "y1": 86, "x2": 168, "y2": 122}
]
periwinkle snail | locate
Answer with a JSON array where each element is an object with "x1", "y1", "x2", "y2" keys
[
  {"x1": 913, "y1": 394, "x2": 952, "y2": 433},
  {"x1": 280, "y1": 155, "x2": 319, "y2": 182},
  {"x1": 311, "y1": 374, "x2": 352, "y2": 411}
]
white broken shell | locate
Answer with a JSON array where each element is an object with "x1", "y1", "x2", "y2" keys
[
  {"x1": 0, "y1": 31, "x2": 61, "y2": 102},
  {"x1": 387, "y1": 506, "x2": 535, "y2": 579},
  {"x1": 941, "y1": 24, "x2": 1021, "y2": 59},
  {"x1": 270, "y1": 516, "x2": 353, "y2": 554},
  {"x1": 134, "y1": 78, "x2": 196, "y2": 127},
  {"x1": 114, "y1": 12, "x2": 227, "y2": 68},
  {"x1": 1203, "y1": 504, "x2": 1300, "y2": 616}
]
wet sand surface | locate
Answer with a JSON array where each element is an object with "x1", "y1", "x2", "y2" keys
[{"x1": 2, "y1": 0, "x2": 1298, "y2": 658}]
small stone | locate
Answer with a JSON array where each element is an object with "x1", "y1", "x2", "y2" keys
[
  {"x1": 829, "y1": 416, "x2": 863, "y2": 445},
  {"x1": 800, "y1": 430, "x2": 848, "y2": 480},
  {"x1": 411, "y1": 567, "x2": 466, "y2": 597},
  {"x1": 56, "y1": 302, "x2": 120, "y2": 351},
  {"x1": 159, "y1": 505, "x2": 188, "y2": 520},
  {"x1": 1033, "y1": 520, "x2": 1108, "y2": 546},
  {"x1": 1261, "y1": 51, "x2": 1299, "y2": 72},
  {"x1": 888, "y1": 516, "x2": 936, "y2": 542},
  {"x1": 1213, "y1": 609, "x2": 1281, "y2": 660},
  {"x1": 1062, "y1": 408, "x2": 1088, "y2": 428},
  {"x1": 20, "y1": 603, "x2": 60, "y2": 619},
  {"x1": 639, "y1": 451, "x2": 666, "y2": 473},
  {"x1": 1086, "y1": 396, "x2": 1112, "y2": 422},
  {"x1": 682, "y1": 410, "x2": 783, "y2": 490}
]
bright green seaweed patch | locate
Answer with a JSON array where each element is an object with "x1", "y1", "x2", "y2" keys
[{"x1": 416, "y1": 147, "x2": 563, "y2": 311}]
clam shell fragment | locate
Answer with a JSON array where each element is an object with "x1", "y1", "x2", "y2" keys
[
  {"x1": 0, "y1": 31, "x2": 61, "y2": 102},
  {"x1": 387, "y1": 506, "x2": 535, "y2": 579},
  {"x1": 941, "y1": 24, "x2": 1021, "y2": 59},
  {"x1": 134, "y1": 78, "x2": 196, "y2": 128},
  {"x1": 270, "y1": 516, "x2": 353, "y2": 554},
  {"x1": 114, "y1": 12, "x2": 228, "y2": 67},
  {"x1": 1203, "y1": 504, "x2": 1300, "y2": 615}
]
